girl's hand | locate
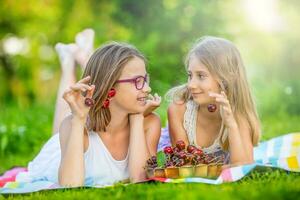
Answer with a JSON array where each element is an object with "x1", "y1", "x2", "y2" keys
[
  {"x1": 63, "y1": 76, "x2": 95, "y2": 119},
  {"x1": 209, "y1": 91, "x2": 237, "y2": 128},
  {"x1": 143, "y1": 93, "x2": 161, "y2": 117}
]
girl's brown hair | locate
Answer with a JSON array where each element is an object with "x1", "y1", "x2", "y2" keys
[{"x1": 83, "y1": 42, "x2": 146, "y2": 132}]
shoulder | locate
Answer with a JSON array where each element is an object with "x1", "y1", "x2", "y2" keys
[
  {"x1": 144, "y1": 112, "x2": 161, "y2": 128},
  {"x1": 167, "y1": 101, "x2": 187, "y2": 118}
]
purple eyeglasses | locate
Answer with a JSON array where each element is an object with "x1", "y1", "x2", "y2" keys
[{"x1": 116, "y1": 74, "x2": 150, "y2": 90}]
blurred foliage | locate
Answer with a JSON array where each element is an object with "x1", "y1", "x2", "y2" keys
[
  {"x1": 1, "y1": 0, "x2": 300, "y2": 162},
  {"x1": 1, "y1": 0, "x2": 300, "y2": 115}
]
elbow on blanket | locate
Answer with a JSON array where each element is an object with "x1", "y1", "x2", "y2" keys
[
  {"x1": 59, "y1": 178, "x2": 84, "y2": 187},
  {"x1": 58, "y1": 174, "x2": 84, "y2": 187},
  {"x1": 231, "y1": 156, "x2": 254, "y2": 166},
  {"x1": 130, "y1": 173, "x2": 147, "y2": 183}
]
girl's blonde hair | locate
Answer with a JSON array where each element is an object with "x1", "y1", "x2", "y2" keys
[
  {"x1": 83, "y1": 42, "x2": 146, "y2": 132},
  {"x1": 166, "y1": 36, "x2": 261, "y2": 149}
]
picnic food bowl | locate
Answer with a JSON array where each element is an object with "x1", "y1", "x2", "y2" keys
[
  {"x1": 146, "y1": 140, "x2": 226, "y2": 179},
  {"x1": 154, "y1": 168, "x2": 166, "y2": 178},
  {"x1": 146, "y1": 168, "x2": 155, "y2": 179},
  {"x1": 178, "y1": 165, "x2": 194, "y2": 178},
  {"x1": 207, "y1": 163, "x2": 223, "y2": 178},
  {"x1": 194, "y1": 164, "x2": 208, "y2": 177},
  {"x1": 165, "y1": 167, "x2": 179, "y2": 178}
]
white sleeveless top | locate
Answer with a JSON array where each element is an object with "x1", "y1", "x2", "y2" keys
[
  {"x1": 16, "y1": 131, "x2": 129, "y2": 186},
  {"x1": 183, "y1": 100, "x2": 225, "y2": 154}
]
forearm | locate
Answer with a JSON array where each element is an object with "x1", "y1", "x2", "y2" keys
[
  {"x1": 59, "y1": 117, "x2": 85, "y2": 186},
  {"x1": 227, "y1": 123, "x2": 253, "y2": 164},
  {"x1": 128, "y1": 115, "x2": 150, "y2": 182}
]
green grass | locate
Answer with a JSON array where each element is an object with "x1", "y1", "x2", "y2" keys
[
  {"x1": 1, "y1": 171, "x2": 300, "y2": 199},
  {"x1": 1, "y1": 102, "x2": 300, "y2": 199}
]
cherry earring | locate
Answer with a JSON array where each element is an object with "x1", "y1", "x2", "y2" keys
[
  {"x1": 107, "y1": 88, "x2": 116, "y2": 98},
  {"x1": 207, "y1": 104, "x2": 217, "y2": 112},
  {"x1": 102, "y1": 88, "x2": 116, "y2": 108}
]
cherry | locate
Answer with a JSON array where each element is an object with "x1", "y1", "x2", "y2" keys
[
  {"x1": 151, "y1": 156, "x2": 157, "y2": 163},
  {"x1": 163, "y1": 146, "x2": 173, "y2": 154},
  {"x1": 177, "y1": 151, "x2": 187, "y2": 160},
  {"x1": 108, "y1": 88, "x2": 116, "y2": 98},
  {"x1": 207, "y1": 104, "x2": 217, "y2": 112},
  {"x1": 176, "y1": 140, "x2": 186, "y2": 151},
  {"x1": 187, "y1": 145, "x2": 197, "y2": 153},
  {"x1": 165, "y1": 161, "x2": 173, "y2": 168},
  {"x1": 84, "y1": 98, "x2": 95, "y2": 107},
  {"x1": 173, "y1": 146, "x2": 180, "y2": 153},
  {"x1": 147, "y1": 159, "x2": 153, "y2": 166},
  {"x1": 192, "y1": 149, "x2": 203, "y2": 156},
  {"x1": 102, "y1": 99, "x2": 110, "y2": 108}
]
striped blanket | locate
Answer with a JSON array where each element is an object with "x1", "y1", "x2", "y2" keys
[{"x1": 1, "y1": 132, "x2": 299, "y2": 194}]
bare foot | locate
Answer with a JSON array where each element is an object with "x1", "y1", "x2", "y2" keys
[
  {"x1": 55, "y1": 43, "x2": 78, "y2": 75},
  {"x1": 74, "y1": 28, "x2": 95, "y2": 71}
]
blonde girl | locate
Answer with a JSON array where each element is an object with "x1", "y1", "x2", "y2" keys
[{"x1": 167, "y1": 36, "x2": 260, "y2": 165}]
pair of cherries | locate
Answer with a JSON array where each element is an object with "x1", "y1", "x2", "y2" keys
[{"x1": 84, "y1": 88, "x2": 117, "y2": 108}]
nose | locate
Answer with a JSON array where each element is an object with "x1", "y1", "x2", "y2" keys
[
  {"x1": 187, "y1": 78, "x2": 197, "y2": 90},
  {"x1": 142, "y1": 81, "x2": 151, "y2": 93}
]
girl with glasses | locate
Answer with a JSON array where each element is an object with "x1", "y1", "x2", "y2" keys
[{"x1": 16, "y1": 32, "x2": 161, "y2": 187}]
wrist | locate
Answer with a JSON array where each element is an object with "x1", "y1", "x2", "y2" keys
[
  {"x1": 129, "y1": 114, "x2": 144, "y2": 128},
  {"x1": 227, "y1": 121, "x2": 238, "y2": 131},
  {"x1": 71, "y1": 115, "x2": 86, "y2": 124},
  {"x1": 129, "y1": 113, "x2": 144, "y2": 121}
]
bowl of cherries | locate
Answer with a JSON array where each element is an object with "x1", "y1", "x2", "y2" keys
[{"x1": 145, "y1": 140, "x2": 226, "y2": 179}]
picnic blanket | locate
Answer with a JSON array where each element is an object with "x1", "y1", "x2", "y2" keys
[{"x1": 1, "y1": 132, "x2": 299, "y2": 194}]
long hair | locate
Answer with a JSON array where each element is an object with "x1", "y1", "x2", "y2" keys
[
  {"x1": 82, "y1": 42, "x2": 146, "y2": 132},
  {"x1": 166, "y1": 36, "x2": 261, "y2": 149}
]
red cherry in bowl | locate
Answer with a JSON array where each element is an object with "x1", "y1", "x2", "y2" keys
[
  {"x1": 187, "y1": 145, "x2": 197, "y2": 153},
  {"x1": 176, "y1": 140, "x2": 186, "y2": 151},
  {"x1": 163, "y1": 146, "x2": 173, "y2": 154}
]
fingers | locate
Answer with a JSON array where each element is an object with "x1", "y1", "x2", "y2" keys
[
  {"x1": 209, "y1": 92, "x2": 229, "y2": 106},
  {"x1": 86, "y1": 85, "x2": 95, "y2": 98},
  {"x1": 147, "y1": 93, "x2": 161, "y2": 106},
  {"x1": 78, "y1": 76, "x2": 91, "y2": 84},
  {"x1": 154, "y1": 93, "x2": 162, "y2": 104},
  {"x1": 208, "y1": 91, "x2": 225, "y2": 99},
  {"x1": 147, "y1": 94, "x2": 154, "y2": 100},
  {"x1": 70, "y1": 83, "x2": 92, "y2": 92}
]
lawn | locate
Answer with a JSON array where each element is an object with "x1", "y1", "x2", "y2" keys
[{"x1": 1, "y1": 102, "x2": 300, "y2": 199}]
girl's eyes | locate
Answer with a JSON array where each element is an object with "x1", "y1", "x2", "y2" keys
[
  {"x1": 198, "y1": 74, "x2": 205, "y2": 79},
  {"x1": 187, "y1": 74, "x2": 205, "y2": 80}
]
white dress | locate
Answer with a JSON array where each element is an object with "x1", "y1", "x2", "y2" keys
[
  {"x1": 183, "y1": 100, "x2": 230, "y2": 162},
  {"x1": 16, "y1": 131, "x2": 129, "y2": 186}
]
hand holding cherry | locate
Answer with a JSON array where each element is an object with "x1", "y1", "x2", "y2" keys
[
  {"x1": 63, "y1": 76, "x2": 95, "y2": 119},
  {"x1": 208, "y1": 91, "x2": 237, "y2": 128}
]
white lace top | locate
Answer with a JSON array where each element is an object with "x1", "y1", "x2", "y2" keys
[{"x1": 183, "y1": 100, "x2": 225, "y2": 154}]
